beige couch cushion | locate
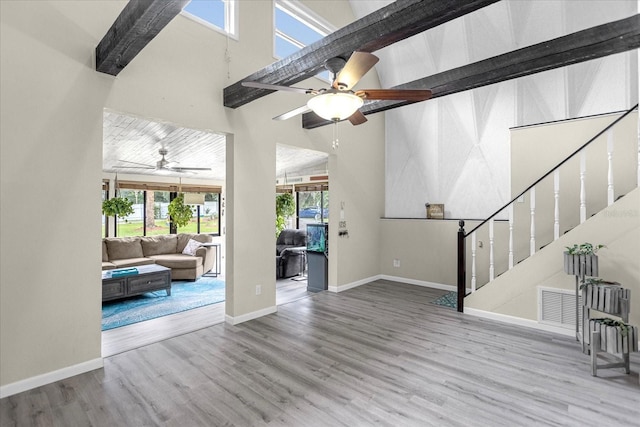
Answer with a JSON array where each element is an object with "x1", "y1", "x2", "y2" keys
[
  {"x1": 111, "y1": 258, "x2": 155, "y2": 268},
  {"x1": 102, "y1": 261, "x2": 116, "y2": 270},
  {"x1": 102, "y1": 240, "x2": 109, "y2": 262},
  {"x1": 141, "y1": 235, "x2": 178, "y2": 256},
  {"x1": 105, "y1": 237, "x2": 144, "y2": 260},
  {"x1": 149, "y1": 254, "x2": 202, "y2": 269},
  {"x1": 177, "y1": 233, "x2": 212, "y2": 252}
]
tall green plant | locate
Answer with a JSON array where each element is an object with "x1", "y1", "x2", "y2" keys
[
  {"x1": 276, "y1": 192, "x2": 296, "y2": 237},
  {"x1": 168, "y1": 193, "x2": 194, "y2": 228}
]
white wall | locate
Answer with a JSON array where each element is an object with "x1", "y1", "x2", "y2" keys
[
  {"x1": 352, "y1": 0, "x2": 638, "y2": 219},
  {"x1": 0, "y1": 0, "x2": 384, "y2": 393},
  {"x1": 465, "y1": 188, "x2": 640, "y2": 329}
]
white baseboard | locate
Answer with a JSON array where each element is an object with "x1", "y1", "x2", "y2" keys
[
  {"x1": 464, "y1": 307, "x2": 575, "y2": 337},
  {"x1": 379, "y1": 275, "x2": 457, "y2": 292},
  {"x1": 329, "y1": 275, "x2": 382, "y2": 293},
  {"x1": 328, "y1": 274, "x2": 458, "y2": 294},
  {"x1": 225, "y1": 305, "x2": 277, "y2": 325},
  {"x1": 0, "y1": 357, "x2": 103, "y2": 399}
]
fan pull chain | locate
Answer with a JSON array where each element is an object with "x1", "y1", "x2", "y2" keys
[{"x1": 332, "y1": 121, "x2": 339, "y2": 150}]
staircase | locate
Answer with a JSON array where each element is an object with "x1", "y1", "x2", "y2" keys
[{"x1": 456, "y1": 105, "x2": 639, "y2": 318}]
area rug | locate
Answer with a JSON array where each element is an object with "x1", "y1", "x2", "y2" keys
[
  {"x1": 102, "y1": 277, "x2": 225, "y2": 331},
  {"x1": 432, "y1": 291, "x2": 457, "y2": 309}
]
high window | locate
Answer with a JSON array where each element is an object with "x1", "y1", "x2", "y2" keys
[
  {"x1": 274, "y1": 0, "x2": 335, "y2": 80},
  {"x1": 183, "y1": 0, "x2": 237, "y2": 37}
]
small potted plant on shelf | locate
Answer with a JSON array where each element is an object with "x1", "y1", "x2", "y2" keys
[
  {"x1": 563, "y1": 242, "x2": 606, "y2": 277},
  {"x1": 168, "y1": 193, "x2": 194, "y2": 227}
]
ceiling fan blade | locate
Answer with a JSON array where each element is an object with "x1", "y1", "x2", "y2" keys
[
  {"x1": 115, "y1": 159, "x2": 155, "y2": 168},
  {"x1": 348, "y1": 110, "x2": 367, "y2": 126},
  {"x1": 333, "y1": 52, "x2": 379, "y2": 90},
  {"x1": 242, "y1": 81, "x2": 317, "y2": 95},
  {"x1": 355, "y1": 89, "x2": 432, "y2": 101},
  {"x1": 113, "y1": 165, "x2": 155, "y2": 170},
  {"x1": 168, "y1": 167, "x2": 212, "y2": 171},
  {"x1": 273, "y1": 105, "x2": 312, "y2": 121}
]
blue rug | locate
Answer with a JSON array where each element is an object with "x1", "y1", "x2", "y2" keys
[
  {"x1": 432, "y1": 291, "x2": 457, "y2": 309},
  {"x1": 102, "y1": 277, "x2": 225, "y2": 331}
]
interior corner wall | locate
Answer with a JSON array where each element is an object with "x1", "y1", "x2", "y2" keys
[
  {"x1": 1, "y1": 0, "x2": 108, "y2": 388},
  {"x1": 510, "y1": 111, "x2": 639, "y2": 265},
  {"x1": 377, "y1": 0, "x2": 638, "y2": 220},
  {"x1": 1, "y1": 0, "x2": 385, "y2": 392}
]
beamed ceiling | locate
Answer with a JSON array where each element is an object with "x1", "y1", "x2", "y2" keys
[{"x1": 96, "y1": 1, "x2": 640, "y2": 173}]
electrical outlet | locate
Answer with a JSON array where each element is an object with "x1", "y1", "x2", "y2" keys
[
  {"x1": 393, "y1": 259, "x2": 400, "y2": 268},
  {"x1": 256, "y1": 285, "x2": 261, "y2": 295}
]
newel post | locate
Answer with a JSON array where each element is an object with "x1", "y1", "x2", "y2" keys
[{"x1": 457, "y1": 220, "x2": 466, "y2": 313}]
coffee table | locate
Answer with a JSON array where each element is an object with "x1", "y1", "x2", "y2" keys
[{"x1": 102, "y1": 264, "x2": 172, "y2": 302}]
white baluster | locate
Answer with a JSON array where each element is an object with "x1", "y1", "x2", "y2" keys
[
  {"x1": 530, "y1": 187, "x2": 536, "y2": 256},
  {"x1": 489, "y1": 218, "x2": 495, "y2": 281},
  {"x1": 471, "y1": 231, "x2": 477, "y2": 293},
  {"x1": 580, "y1": 151, "x2": 586, "y2": 223},
  {"x1": 554, "y1": 170, "x2": 560, "y2": 240},
  {"x1": 607, "y1": 130, "x2": 614, "y2": 206},
  {"x1": 508, "y1": 204, "x2": 514, "y2": 269},
  {"x1": 638, "y1": 103, "x2": 640, "y2": 186}
]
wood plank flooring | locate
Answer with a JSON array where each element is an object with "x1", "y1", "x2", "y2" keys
[
  {"x1": 3, "y1": 279, "x2": 639, "y2": 426},
  {"x1": 102, "y1": 276, "x2": 311, "y2": 357}
]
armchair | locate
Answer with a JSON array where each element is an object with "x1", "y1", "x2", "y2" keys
[{"x1": 276, "y1": 229, "x2": 307, "y2": 278}]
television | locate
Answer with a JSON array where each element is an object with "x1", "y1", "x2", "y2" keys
[{"x1": 307, "y1": 223, "x2": 328, "y2": 253}]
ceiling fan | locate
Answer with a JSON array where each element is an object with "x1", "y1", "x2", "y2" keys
[
  {"x1": 113, "y1": 148, "x2": 211, "y2": 173},
  {"x1": 242, "y1": 51, "x2": 433, "y2": 125}
]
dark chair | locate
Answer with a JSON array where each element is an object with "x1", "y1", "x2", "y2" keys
[{"x1": 276, "y1": 229, "x2": 307, "y2": 278}]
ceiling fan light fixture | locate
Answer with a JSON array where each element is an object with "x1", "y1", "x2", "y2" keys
[{"x1": 307, "y1": 91, "x2": 363, "y2": 121}]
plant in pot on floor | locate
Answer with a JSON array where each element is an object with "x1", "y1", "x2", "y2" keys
[{"x1": 168, "y1": 193, "x2": 194, "y2": 228}]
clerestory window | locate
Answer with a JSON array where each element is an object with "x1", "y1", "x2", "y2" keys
[
  {"x1": 183, "y1": 0, "x2": 237, "y2": 38},
  {"x1": 274, "y1": 0, "x2": 336, "y2": 81}
]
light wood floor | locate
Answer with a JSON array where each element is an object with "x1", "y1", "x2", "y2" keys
[
  {"x1": 3, "y1": 280, "x2": 639, "y2": 426},
  {"x1": 102, "y1": 276, "x2": 312, "y2": 357}
]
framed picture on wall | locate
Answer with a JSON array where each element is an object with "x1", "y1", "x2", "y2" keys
[{"x1": 426, "y1": 204, "x2": 444, "y2": 219}]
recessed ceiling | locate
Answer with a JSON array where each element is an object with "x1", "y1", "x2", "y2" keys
[
  {"x1": 103, "y1": 111, "x2": 329, "y2": 183},
  {"x1": 103, "y1": 111, "x2": 226, "y2": 181},
  {"x1": 276, "y1": 145, "x2": 328, "y2": 178}
]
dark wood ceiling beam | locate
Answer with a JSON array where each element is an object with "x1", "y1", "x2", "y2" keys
[
  {"x1": 303, "y1": 14, "x2": 640, "y2": 129},
  {"x1": 96, "y1": 0, "x2": 189, "y2": 76},
  {"x1": 223, "y1": 0, "x2": 500, "y2": 109}
]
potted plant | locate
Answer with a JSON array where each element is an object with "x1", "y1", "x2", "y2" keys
[
  {"x1": 563, "y1": 242, "x2": 605, "y2": 277},
  {"x1": 276, "y1": 192, "x2": 295, "y2": 237},
  {"x1": 102, "y1": 196, "x2": 134, "y2": 221},
  {"x1": 168, "y1": 193, "x2": 194, "y2": 228}
]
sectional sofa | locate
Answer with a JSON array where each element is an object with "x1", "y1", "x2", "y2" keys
[{"x1": 102, "y1": 233, "x2": 216, "y2": 281}]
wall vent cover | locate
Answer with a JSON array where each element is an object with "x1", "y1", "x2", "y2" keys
[{"x1": 538, "y1": 287, "x2": 582, "y2": 329}]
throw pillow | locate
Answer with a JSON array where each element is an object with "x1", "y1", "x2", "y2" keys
[{"x1": 182, "y1": 239, "x2": 202, "y2": 256}]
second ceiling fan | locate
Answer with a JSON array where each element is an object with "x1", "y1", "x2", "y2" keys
[
  {"x1": 242, "y1": 51, "x2": 433, "y2": 125},
  {"x1": 114, "y1": 148, "x2": 211, "y2": 174}
]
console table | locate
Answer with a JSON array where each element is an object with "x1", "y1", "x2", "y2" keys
[{"x1": 102, "y1": 264, "x2": 171, "y2": 302}]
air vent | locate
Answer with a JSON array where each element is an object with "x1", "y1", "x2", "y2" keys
[{"x1": 538, "y1": 287, "x2": 582, "y2": 329}]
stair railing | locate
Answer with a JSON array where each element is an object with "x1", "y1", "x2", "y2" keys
[{"x1": 456, "y1": 104, "x2": 639, "y2": 312}]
